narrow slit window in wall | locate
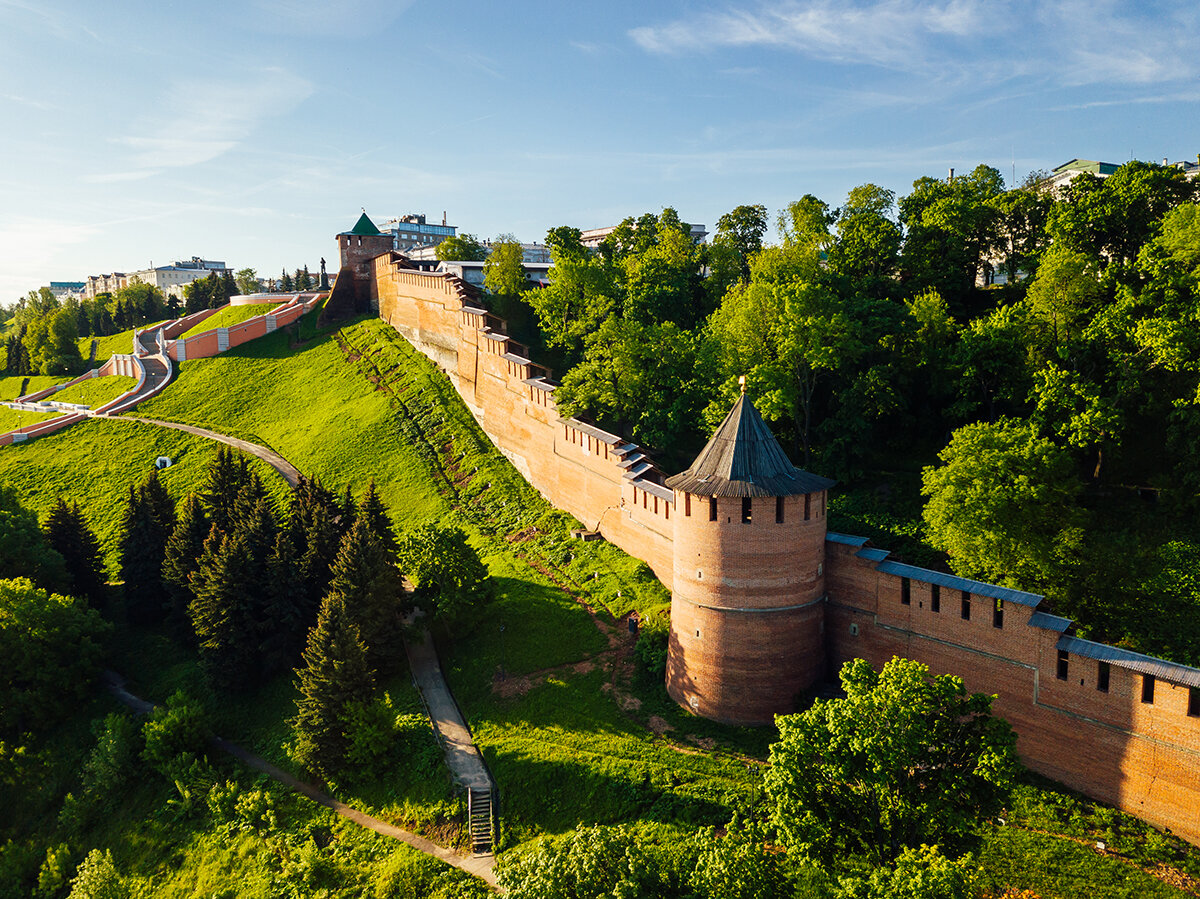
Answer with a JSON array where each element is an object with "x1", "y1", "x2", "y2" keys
[
  {"x1": 685, "y1": 494, "x2": 691, "y2": 517},
  {"x1": 1097, "y1": 661, "x2": 1110, "y2": 693},
  {"x1": 709, "y1": 497, "x2": 717, "y2": 521},
  {"x1": 1057, "y1": 650, "x2": 1069, "y2": 680},
  {"x1": 776, "y1": 496, "x2": 784, "y2": 523},
  {"x1": 1189, "y1": 687, "x2": 1199, "y2": 717},
  {"x1": 741, "y1": 497, "x2": 752, "y2": 523},
  {"x1": 961, "y1": 591, "x2": 971, "y2": 621},
  {"x1": 931, "y1": 584, "x2": 940, "y2": 613},
  {"x1": 900, "y1": 577, "x2": 911, "y2": 606},
  {"x1": 1142, "y1": 675, "x2": 1155, "y2": 704},
  {"x1": 804, "y1": 494, "x2": 811, "y2": 521},
  {"x1": 993, "y1": 599, "x2": 1004, "y2": 629}
]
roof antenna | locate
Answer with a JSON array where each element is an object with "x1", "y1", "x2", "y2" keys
[{"x1": 739, "y1": 375, "x2": 747, "y2": 394}]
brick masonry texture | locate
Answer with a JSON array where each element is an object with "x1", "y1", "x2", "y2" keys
[{"x1": 360, "y1": 242, "x2": 1200, "y2": 845}]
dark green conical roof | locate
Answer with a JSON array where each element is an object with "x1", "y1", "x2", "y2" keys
[
  {"x1": 347, "y1": 212, "x2": 381, "y2": 236},
  {"x1": 665, "y1": 394, "x2": 835, "y2": 498}
]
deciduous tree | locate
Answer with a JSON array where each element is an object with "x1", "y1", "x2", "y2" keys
[
  {"x1": 922, "y1": 418, "x2": 1083, "y2": 591},
  {"x1": 765, "y1": 656, "x2": 1017, "y2": 866}
]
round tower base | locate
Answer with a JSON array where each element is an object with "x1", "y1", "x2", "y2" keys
[{"x1": 665, "y1": 600, "x2": 826, "y2": 726}]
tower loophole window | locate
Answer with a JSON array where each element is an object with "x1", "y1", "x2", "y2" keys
[
  {"x1": 1097, "y1": 661, "x2": 1110, "y2": 693},
  {"x1": 709, "y1": 497, "x2": 717, "y2": 521},
  {"x1": 776, "y1": 496, "x2": 784, "y2": 523},
  {"x1": 1057, "y1": 649, "x2": 1069, "y2": 680},
  {"x1": 931, "y1": 584, "x2": 940, "y2": 613},
  {"x1": 741, "y1": 497, "x2": 752, "y2": 523},
  {"x1": 1142, "y1": 675, "x2": 1155, "y2": 704},
  {"x1": 900, "y1": 577, "x2": 911, "y2": 606},
  {"x1": 961, "y1": 591, "x2": 971, "y2": 621}
]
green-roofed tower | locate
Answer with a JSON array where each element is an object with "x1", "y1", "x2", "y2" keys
[{"x1": 332, "y1": 210, "x2": 395, "y2": 318}]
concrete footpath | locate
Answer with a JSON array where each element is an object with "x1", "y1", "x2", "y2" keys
[
  {"x1": 403, "y1": 628, "x2": 494, "y2": 792},
  {"x1": 101, "y1": 415, "x2": 302, "y2": 488},
  {"x1": 102, "y1": 673, "x2": 498, "y2": 887}
]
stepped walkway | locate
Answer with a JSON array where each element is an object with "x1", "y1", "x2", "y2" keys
[
  {"x1": 103, "y1": 673, "x2": 498, "y2": 887},
  {"x1": 404, "y1": 626, "x2": 498, "y2": 855}
]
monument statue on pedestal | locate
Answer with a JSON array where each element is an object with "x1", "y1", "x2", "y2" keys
[{"x1": 319, "y1": 257, "x2": 330, "y2": 290}]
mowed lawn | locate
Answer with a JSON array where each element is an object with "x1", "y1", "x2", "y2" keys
[
  {"x1": 139, "y1": 321, "x2": 448, "y2": 524},
  {"x1": 52, "y1": 375, "x2": 138, "y2": 407},
  {"x1": 0, "y1": 405, "x2": 59, "y2": 433},
  {"x1": 0, "y1": 373, "x2": 64, "y2": 400}
]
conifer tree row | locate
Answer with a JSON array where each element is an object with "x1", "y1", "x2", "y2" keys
[{"x1": 42, "y1": 498, "x2": 106, "y2": 608}]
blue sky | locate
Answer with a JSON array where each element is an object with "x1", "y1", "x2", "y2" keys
[{"x1": 2, "y1": 0, "x2": 1198, "y2": 301}]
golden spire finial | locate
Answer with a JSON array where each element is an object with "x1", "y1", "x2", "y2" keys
[{"x1": 739, "y1": 375, "x2": 747, "y2": 394}]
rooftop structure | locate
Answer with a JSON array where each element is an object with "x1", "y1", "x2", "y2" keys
[
  {"x1": 581, "y1": 221, "x2": 708, "y2": 249},
  {"x1": 665, "y1": 392, "x2": 835, "y2": 497},
  {"x1": 378, "y1": 212, "x2": 457, "y2": 252}
]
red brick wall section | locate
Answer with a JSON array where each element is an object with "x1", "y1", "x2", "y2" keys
[
  {"x1": 373, "y1": 252, "x2": 675, "y2": 584},
  {"x1": 826, "y1": 546, "x2": 1200, "y2": 845},
  {"x1": 367, "y1": 247, "x2": 1200, "y2": 845}
]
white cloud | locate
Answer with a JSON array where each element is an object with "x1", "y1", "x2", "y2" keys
[
  {"x1": 110, "y1": 67, "x2": 313, "y2": 173},
  {"x1": 630, "y1": 0, "x2": 1200, "y2": 87},
  {"x1": 629, "y1": 0, "x2": 988, "y2": 69}
]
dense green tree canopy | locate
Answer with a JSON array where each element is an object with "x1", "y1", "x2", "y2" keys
[
  {"x1": 922, "y1": 418, "x2": 1083, "y2": 591},
  {"x1": 765, "y1": 657, "x2": 1017, "y2": 866},
  {"x1": 435, "y1": 233, "x2": 487, "y2": 261},
  {"x1": 0, "y1": 578, "x2": 109, "y2": 739}
]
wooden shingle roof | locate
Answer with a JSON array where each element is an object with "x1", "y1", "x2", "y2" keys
[{"x1": 665, "y1": 394, "x2": 835, "y2": 497}]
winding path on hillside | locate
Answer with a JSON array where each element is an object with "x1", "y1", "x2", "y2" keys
[
  {"x1": 102, "y1": 673, "x2": 498, "y2": 887},
  {"x1": 94, "y1": 414, "x2": 302, "y2": 488}
]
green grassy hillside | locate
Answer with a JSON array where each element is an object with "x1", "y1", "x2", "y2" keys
[
  {"x1": 4, "y1": 309, "x2": 1199, "y2": 896},
  {"x1": 53, "y1": 375, "x2": 138, "y2": 408},
  {"x1": 0, "y1": 405, "x2": 59, "y2": 433},
  {"x1": 0, "y1": 417, "x2": 290, "y2": 572}
]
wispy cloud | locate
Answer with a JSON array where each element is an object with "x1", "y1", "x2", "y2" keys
[
  {"x1": 630, "y1": 0, "x2": 985, "y2": 69},
  {"x1": 108, "y1": 67, "x2": 313, "y2": 174},
  {"x1": 630, "y1": 0, "x2": 1200, "y2": 87}
]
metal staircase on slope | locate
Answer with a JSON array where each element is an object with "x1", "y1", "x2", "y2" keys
[{"x1": 468, "y1": 786, "x2": 496, "y2": 855}]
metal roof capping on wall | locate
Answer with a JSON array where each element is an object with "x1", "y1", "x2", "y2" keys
[
  {"x1": 875, "y1": 560, "x2": 1045, "y2": 608},
  {"x1": 1028, "y1": 611, "x2": 1073, "y2": 632},
  {"x1": 1058, "y1": 635, "x2": 1200, "y2": 689}
]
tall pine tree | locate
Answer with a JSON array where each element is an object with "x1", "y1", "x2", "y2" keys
[
  {"x1": 118, "y1": 471, "x2": 176, "y2": 625},
  {"x1": 260, "y1": 530, "x2": 306, "y2": 677},
  {"x1": 290, "y1": 593, "x2": 375, "y2": 780},
  {"x1": 327, "y1": 515, "x2": 405, "y2": 672},
  {"x1": 162, "y1": 493, "x2": 210, "y2": 633},
  {"x1": 288, "y1": 477, "x2": 347, "y2": 614},
  {"x1": 280, "y1": 268, "x2": 293, "y2": 292},
  {"x1": 357, "y1": 480, "x2": 397, "y2": 559},
  {"x1": 43, "y1": 498, "x2": 106, "y2": 607},
  {"x1": 188, "y1": 529, "x2": 258, "y2": 693}
]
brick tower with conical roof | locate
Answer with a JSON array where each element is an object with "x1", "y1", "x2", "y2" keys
[{"x1": 664, "y1": 389, "x2": 835, "y2": 725}]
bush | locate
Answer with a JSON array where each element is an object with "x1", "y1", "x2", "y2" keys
[
  {"x1": 60, "y1": 713, "x2": 141, "y2": 835},
  {"x1": 634, "y1": 611, "x2": 670, "y2": 684},
  {"x1": 343, "y1": 695, "x2": 442, "y2": 786},
  {"x1": 66, "y1": 849, "x2": 126, "y2": 899},
  {"x1": 141, "y1": 690, "x2": 209, "y2": 778}
]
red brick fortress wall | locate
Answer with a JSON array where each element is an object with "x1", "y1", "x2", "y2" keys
[
  {"x1": 825, "y1": 534, "x2": 1200, "y2": 845},
  {"x1": 367, "y1": 245, "x2": 1200, "y2": 844},
  {"x1": 372, "y1": 252, "x2": 676, "y2": 586}
]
